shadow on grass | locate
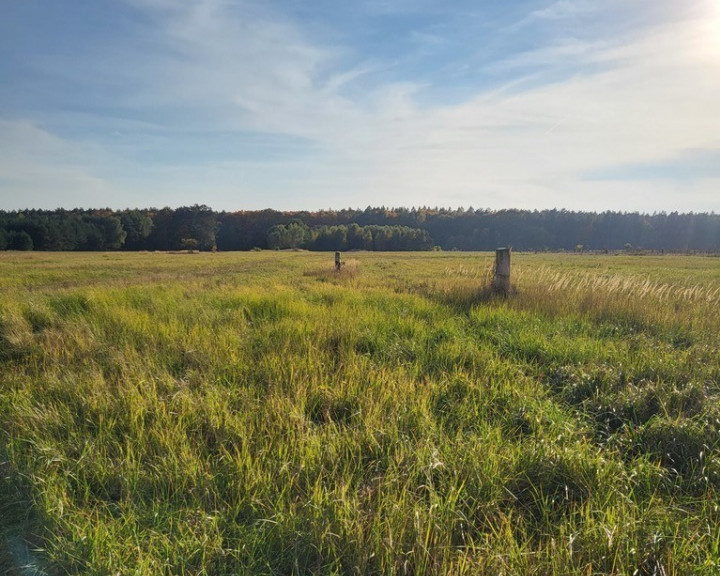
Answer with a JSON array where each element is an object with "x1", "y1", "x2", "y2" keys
[
  {"x1": 502, "y1": 448, "x2": 592, "y2": 532},
  {"x1": 420, "y1": 281, "x2": 517, "y2": 313},
  {"x1": 0, "y1": 457, "x2": 49, "y2": 576}
]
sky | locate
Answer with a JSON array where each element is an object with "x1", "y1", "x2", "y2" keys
[{"x1": 1, "y1": 0, "x2": 719, "y2": 213}]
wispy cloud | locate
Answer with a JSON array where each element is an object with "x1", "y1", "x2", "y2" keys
[
  {"x1": 530, "y1": 0, "x2": 594, "y2": 20},
  {"x1": 0, "y1": 120, "x2": 129, "y2": 208},
  {"x1": 1, "y1": 0, "x2": 719, "y2": 211},
  {"x1": 506, "y1": 0, "x2": 596, "y2": 32},
  {"x1": 336, "y1": 8, "x2": 720, "y2": 210}
]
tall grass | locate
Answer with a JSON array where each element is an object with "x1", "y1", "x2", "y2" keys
[{"x1": 1, "y1": 251, "x2": 719, "y2": 574}]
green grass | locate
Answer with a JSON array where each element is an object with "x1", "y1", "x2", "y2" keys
[{"x1": 1, "y1": 250, "x2": 719, "y2": 575}]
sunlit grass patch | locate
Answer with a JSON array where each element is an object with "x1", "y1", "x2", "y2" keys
[{"x1": 0, "y1": 251, "x2": 719, "y2": 574}]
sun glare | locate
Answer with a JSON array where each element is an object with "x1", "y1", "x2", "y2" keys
[{"x1": 707, "y1": 0, "x2": 720, "y2": 55}]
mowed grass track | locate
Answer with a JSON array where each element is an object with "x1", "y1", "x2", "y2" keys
[{"x1": 1, "y1": 251, "x2": 720, "y2": 575}]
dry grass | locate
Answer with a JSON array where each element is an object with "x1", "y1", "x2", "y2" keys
[{"x1": 303, "y1": 258, "x2": 361, "y2": 281}]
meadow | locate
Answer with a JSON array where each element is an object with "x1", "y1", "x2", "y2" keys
[{"x1": 1, "y1": 250, "x2": 719, "y2": 575}]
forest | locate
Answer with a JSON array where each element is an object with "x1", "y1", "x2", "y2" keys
[{"x1": 1, "y1": 205, "x2": 719, "y2": 252}]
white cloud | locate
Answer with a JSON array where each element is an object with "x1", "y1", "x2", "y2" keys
[
  {"x1": 531, "y1": 0, "x2": 593, "y2": 20},
  {"x1": 329, "y1": 11, "x2": 720, "y2": 210},
  {"x1": 3, "y1": 0, "x2": 719, "y2": 212},
  {"x1": 116, "y1": 0, "x2": 346, "y2": 133},
  {"x1": 508, "y1": 0, "x2": 595, "y2": 31},
  {"x1": 0, "y1": 120, "x2": 130, "y2": 209}
]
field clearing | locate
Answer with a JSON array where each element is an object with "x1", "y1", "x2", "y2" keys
[{"x1": 1, "y1": 251, "x2": 720, "y2": 575}]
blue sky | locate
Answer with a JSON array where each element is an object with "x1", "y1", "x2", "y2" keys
[{"x1": 1, "y1": 0, "x2": 719, "y2": 212}]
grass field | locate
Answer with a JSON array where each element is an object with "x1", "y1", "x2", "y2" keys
[{"x1": 1, "y1": 251, "x2": 720, "y2": 575}]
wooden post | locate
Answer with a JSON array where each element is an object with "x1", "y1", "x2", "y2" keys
[
  {"x1": 494, "y1": 247, "x2": 511, "y2": 296},
  {"x1": 335, "y1": 251, "x2": 341, "y2": 271}
]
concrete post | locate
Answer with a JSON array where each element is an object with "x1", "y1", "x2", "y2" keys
[{"x1": 494, "y1": 248, "x2": 511, "y2": 296}]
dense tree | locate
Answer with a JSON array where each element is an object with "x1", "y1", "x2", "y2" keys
[
  {"x1": 145, "y1": 208, "x2": 174, "y2": 251},
  {"x1": 1, "y1": 207, "x2": 719, "y2": 252},
  {"x1": 7, "y1": 230, "x2": 34, "y2": 250},
  {"x1": 173, "y1": 205, "x2": 218, "y2": 251},
  {"x1": 347, "y1": 223, "x2": 373, "y2": 251},
  {"x1": 309, "y1": 225, "x2": 347, "y2": 251},
  {"x1": 81, "y1": 213, "x2": 127, "y2": 250},
  {"x1": 120, "y1": 210, "x2": 153, "y2": 250},
  {"x1": 267, "y1": 220, "x2": 309, "y2": 249}
]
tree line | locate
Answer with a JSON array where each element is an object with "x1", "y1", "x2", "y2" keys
[{"x1": 1, "y1": 206, "x2": 719, "y2": 252}]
